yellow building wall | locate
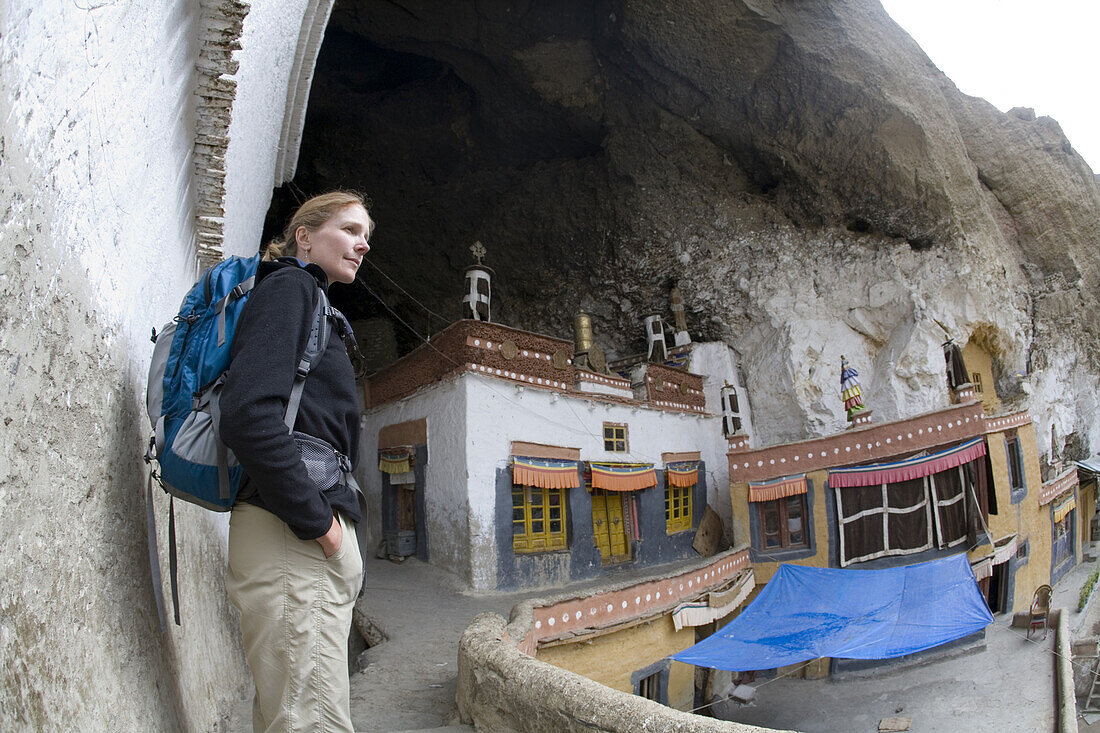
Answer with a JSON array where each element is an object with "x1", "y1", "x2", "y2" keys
[
  {"x1": 731, "y1": 469, "x2": 831, "y2": 585},
  {"x1": 982, "y1": 423, "x2": 1049, "y2": 613},
  {"x1": 535, "y1": 616, "x2": 696, "y2": 710},
  {"x1": 961, "y1": 342, "x2": 1001, "y2": 414}
]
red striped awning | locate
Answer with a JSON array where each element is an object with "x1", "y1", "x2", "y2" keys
[
  {"x1": 513, "y1": 457, "x2": 580, "y2": 489},
  {"x1": 590, "y1": 462, "x2": 658, "y2": 492},
  {"x1": 667, "y1": 461, "x2": 699, "y2": 487},
  {"x1": 749, "y1": 475, "x2": 808, "y2": 503},
  {"x1": 829, "y1": 438, "x2": 987, "y2": 488}
]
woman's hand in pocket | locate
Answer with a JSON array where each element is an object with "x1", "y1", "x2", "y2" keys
[{"x1": 317, "y1": 515, "x2": 342, "y2": 558}]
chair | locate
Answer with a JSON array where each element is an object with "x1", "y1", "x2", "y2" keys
[{"x1": 1027, "y1": 584, "x2": 1053, "y2": 640}]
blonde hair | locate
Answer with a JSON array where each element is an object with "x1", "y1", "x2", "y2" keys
[{"x1": 263, "y1": 191, "x2": 372, "y2": 261}]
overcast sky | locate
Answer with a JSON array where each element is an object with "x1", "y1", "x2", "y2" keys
[{"x1": 880, "y1": 0, "x2": 1099, "y2": 173}]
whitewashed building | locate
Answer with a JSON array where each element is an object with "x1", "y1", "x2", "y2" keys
[{"x1": 359, "y1": 319, "x2": 748, "y2": 591}]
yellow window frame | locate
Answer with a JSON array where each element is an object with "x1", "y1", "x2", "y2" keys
[
  {"x1": 603, "y1": 423, "x2": 628, "y2": 452},
  {"x1": 512, "y1": 484, "x2": 568, "y2": 553},
  {"x1": 665, "y1": 480, "x2": 693, "y2": 534}
]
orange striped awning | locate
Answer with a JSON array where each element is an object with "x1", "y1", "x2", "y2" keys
[
  {"x1": 667, "y1": 461, "x2": 699, "y2": 487},
  {"x1": 513, "y1": 457, "x2": 581, "y2": 489},
  {"x1": 589, "y1": 462, "x2": 658, "y2": 492},
  {"x1": 748, "y1": 474, "x2": 807, "y2": 503}
]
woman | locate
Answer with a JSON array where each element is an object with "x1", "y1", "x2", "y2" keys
[{"x1": 219, "y1": 191, "x2": 373, "y2": 733}]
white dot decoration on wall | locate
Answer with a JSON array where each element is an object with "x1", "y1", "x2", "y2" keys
[
  {"x1": 535, "y1": 620, "x2": 541, "y2": 629},
  {"x1": 547, "y1": 617, "x2": 554, "y2": 626},
  {"x1": 606, "y1": 604, "x2": 613, "y2": 612},
  {"x1": 621, "y1": 600, "x2": 628, "y2": 609}
]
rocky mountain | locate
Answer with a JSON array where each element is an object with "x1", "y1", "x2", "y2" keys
[{"x1": 275, "y1": 0, "x2": 1100, "y2": 460}]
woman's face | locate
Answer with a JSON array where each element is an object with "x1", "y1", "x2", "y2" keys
[{"x1": 296, "y1": 204, "x2": 372, "y2": 284}]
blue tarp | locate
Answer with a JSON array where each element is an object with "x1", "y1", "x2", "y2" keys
[{"x1": 671, "y1": 554, "x2": 993, "y2": 671}]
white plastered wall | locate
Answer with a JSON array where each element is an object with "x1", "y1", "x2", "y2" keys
[
  {"x1": 464, "y1": 374, "x2": 729, "y2": 589},
  {"x1": 359, "y1": 378, "x2": 470, "y2": 582},
  {"x1": 362, "y1": 368, "x2": 730, "y2": 591},
  {"x1": 0, "y1": 1, "x2": 249, "y2": 728}
]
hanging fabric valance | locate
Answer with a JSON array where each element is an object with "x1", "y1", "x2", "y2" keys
[
  {"x1": 666, "y1": 461, "x2": 700, "y2": 487},
  {"x1": 748, "y1": 474, "x2": 808, "y2": 503},
  {"x1": 589, "y1": 462, "x2": 657, "y2": 492},
  {"x1": 828, "y1": 437, "x2": 987, "y2": 488},
  {"x1": 1054, "y1": 495, "x2": 1077, "y2": 524},
  {"x1": 512, "y1": 456, "x2": 581, "y2": 489},
  {"x1": 379, "y1": 448, "x2": 413, "y2": 474}
]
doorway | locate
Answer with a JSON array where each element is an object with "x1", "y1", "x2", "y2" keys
[{"x1": 591, "y1": 489, "x2": 632, "y2": 565}]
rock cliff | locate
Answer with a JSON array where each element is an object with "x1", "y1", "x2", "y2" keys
[{"x1": 277, "y1": 0, "x2": 1100, "y2": 461}]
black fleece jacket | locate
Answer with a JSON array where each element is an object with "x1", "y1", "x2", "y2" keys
[{"x1": 218, "y1": 258, "x2": 361, "y2": 540}]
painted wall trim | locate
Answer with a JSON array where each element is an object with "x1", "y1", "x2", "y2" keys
[
  {"x1": 379, "y1": 417, "x2": 428, "y2": 449},
  {"x1": 511, "y1": 441, "x2": 581, "y2": 461}
]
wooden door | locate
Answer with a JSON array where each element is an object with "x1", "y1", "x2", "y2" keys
[
  {"x1": 397, "y1": 486, "x2": 416, "y2": 531},
  {"x1": 591, "y1": 489, "x2": 630, "y2": 564}
]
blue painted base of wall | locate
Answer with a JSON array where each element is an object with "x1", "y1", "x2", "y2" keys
[{"x1": 494, "y1": 463, "x2": 709, "y2": 591}]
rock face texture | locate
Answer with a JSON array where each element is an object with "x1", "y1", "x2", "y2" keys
[{"x1": 280, "y1": 0, "x2": 1100, "y2": 460}]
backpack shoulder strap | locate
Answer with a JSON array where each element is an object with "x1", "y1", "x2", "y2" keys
[{"x1": 283, "y1": 285, "x2": 332, "y2": 431}]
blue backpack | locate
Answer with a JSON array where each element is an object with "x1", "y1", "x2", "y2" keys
[{"x1": 144, "y1": 254, "x2": 333, "y2": 626}]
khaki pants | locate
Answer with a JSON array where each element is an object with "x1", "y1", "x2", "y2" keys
[{"x1": 227, "y1": 503, "x2": 363, "y2": 733}]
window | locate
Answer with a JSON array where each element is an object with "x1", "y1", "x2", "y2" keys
[
  {"x1": 1006, "y1": 433, "x2": 1025, "y2": 493},
  {"x1": 665, "y1": 480, "x2": 693, "y2": 534},
  {"x1": 835, "y1": 466, "x2": 975, "y2": 566},
  {"x1": 603, "y1": 423, "x2": 628, "y2": 452},
  {"x1": 631, "y1": 660, "x2": 670, "y2": 705},
  {"x1": 971, "y1": 371, "x2": 984, "y2": 394},
  {"x1": 512, "y1": 485, "x2": 567, "y2": 553},
  {"x1": 637, "y1": 671, "x2": 661, "y2": 701},
  {"x1": 758, "y1": 494, "x2": 808, "y2": 550},
  {"x1": 721, "y1": 384, "x2": 743, "y2": 436}
]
